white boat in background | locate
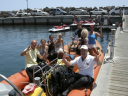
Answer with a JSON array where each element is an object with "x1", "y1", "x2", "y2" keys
[
  {"x1": 49, "y1": 24, "x2": 70, "y2": 32},
  {"x1": 70, "y1": 20, "x2": 95, "y2": 27}
]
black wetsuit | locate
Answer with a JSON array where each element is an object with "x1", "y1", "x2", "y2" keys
[
  {"x1": 47, "y1": 41, "x2": 57, "y2": 60},
  {"x1": 75, "y1": 29, "x2": 82, "y2": 38}
]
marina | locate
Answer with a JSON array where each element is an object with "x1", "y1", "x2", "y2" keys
[{"x1": 0, "y1": 13, "x2": 128, "y2": 95}]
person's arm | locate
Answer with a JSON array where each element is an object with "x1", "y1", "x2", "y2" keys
[
  {"x1": 84, "y1": 38, "x2": 88, "y2": 45},
  {"x1": 36, "y1": 44, "x2": 40, "y2": 50},
  {"x1": 62, "y1": 55, "x2": 72, "y2": 66},
  {"x1": 46, "y1": 46, "x2": 49, "y2": 58},
  {"x1": 46, "y1": 41, "x2": 48, "y2": 46},
  {"x1": 94, "y1": 54, "x2": 102, "y2": 66},
  {"x1": 95, "y1": 27, "x2": 102, "y2": 38},
  {"x1": 37, "y1": 53, "x2": 46, "y2": 60},
  {"x1": 20, "y1": 46, "x2": 31, "y2": 56},
  {"x1": 62, "y1": 39, "x2": 64, "y2": 51},
  {"x1": 54, "y1": 40, "x2": 57, "y2": 52},
  {"x1": 74, "y1": 29, "x2": 79, "y2": 39}
]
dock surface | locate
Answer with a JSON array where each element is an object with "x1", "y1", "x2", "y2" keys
[{"x1": 90, "y1": 26, "x2": 128, "y2": 95}]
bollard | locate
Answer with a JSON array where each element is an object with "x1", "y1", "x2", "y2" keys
[{"x1": 110, "y1": 29, "x2": 116, "y2": 59}]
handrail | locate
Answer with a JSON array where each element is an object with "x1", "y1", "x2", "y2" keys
[
  {"x1": 34, "y1": 58, "x2": 58, "y2": 74},
  {"x1": 0, "y1": 74, "x2": 24, "y2": 96}
]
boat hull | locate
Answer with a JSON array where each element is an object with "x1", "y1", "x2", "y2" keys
[
  {"x1": 0, "y1": 69, "x2": 29, "y2": 90},
  {"x1": 67, "y1": 40, "x2": 104, "y2": 96},
  {"x1": 0, "y1": 40, "x2": 104, "y2": 96},
  {"x1": 70, "y1": 22, "x2": 95, "y2": 27}
]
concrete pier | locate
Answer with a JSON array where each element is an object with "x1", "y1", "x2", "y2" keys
[
  {"x1": 90, "y1": 15, "x2": 128, "y2": 96},
  {"x1": 0, "y1": 15, "x2": 122, "y2": 25}
]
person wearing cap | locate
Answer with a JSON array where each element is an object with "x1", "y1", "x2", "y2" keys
[
  {"x1": 62, "y1": 45, "x2": 102, "y2": 96},
  {"x1": 88, "y1": 25, "x2": 102, "y2": 55}
]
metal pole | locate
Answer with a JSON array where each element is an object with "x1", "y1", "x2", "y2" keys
[
  {"x1": 26, "y1": 0, "x2": 28, "y2": 15},
  {"x1": 110, "y1": 29, "x2": 116, "y2": 59}
]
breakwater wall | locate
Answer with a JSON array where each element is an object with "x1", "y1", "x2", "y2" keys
[{"x1": 0, "y1": 15, "x2": 122, "y2": 25}]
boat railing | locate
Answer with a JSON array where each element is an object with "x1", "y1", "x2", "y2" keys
[
  {"x1": 0, "y1": 74, "x2": 24, "y2": 96},
  {"x1": 34, "y1": 58, "x2": 65, "y2": 87},
  {"x1": 34, "y1": 57, "x2": 58, "y2": 74}
]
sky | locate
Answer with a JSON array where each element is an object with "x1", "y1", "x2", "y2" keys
[{"x1": 0, "y1": 0, "x2": 127, "y2": 11}]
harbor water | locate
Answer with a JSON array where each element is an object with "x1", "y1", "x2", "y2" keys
[{"x1": 0, "y1": 25, "x2": 111, "y2": 81}]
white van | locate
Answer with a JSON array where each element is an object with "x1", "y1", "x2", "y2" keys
[
  {"x1": 109, "y1": 6, "x2": 128, "y2": 15},
  {"x1": 31, "y1": 9, "x2": 49, "y2": 16},
  {"x1": 50, "y1": 8, "x2": 67, "y2": 15}
]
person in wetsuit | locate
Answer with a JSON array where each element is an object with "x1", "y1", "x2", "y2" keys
[{"x1": 47, "y1": 34, "x2": 57, "y2": 60}]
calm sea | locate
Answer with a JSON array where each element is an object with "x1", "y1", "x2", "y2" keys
[{"x1": 0, "y1": 25, "x2": 111, "y2": 81}]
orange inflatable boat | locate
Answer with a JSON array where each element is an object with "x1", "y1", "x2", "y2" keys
[
  {"x1": 67, "y1": 40, "x2": 104, "y2": 96},
  {"x1": 0, "y1": 40, "x2": 104, "y2": 96}
]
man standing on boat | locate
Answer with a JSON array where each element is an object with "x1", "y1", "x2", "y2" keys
[
  {"x1": 20, "y1": 40, "x2": 46, "y2": 68},
  {"x1": 73, "y1": 23, "x2": 83, "y2": 38},
  {"x1": 62, "y1": 45, "x2": 102, "y2": 96}
]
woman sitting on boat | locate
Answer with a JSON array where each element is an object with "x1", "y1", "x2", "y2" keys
[
  {"x1": 88, "y1": 25, "x2": 102, "y2": 55},
  {"x1": 54, "y1": 33, "x2": 64, "y2": 53},
  {"x1": 47, "y1": 34, "x2": 57, "y2": 60},
  {"x1": 62, "y1": 45, "x2": 102, "y2": 96},
  {"x1": 76, "y1": 29, "x2": 88, "y2": 55},
  {"x1": 37, "y1": 38, "x2": 49, "y2": 63}
]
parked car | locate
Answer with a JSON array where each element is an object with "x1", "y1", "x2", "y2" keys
[
  {"x1": 31, "y1": 9, "x2": 49, "y2": 16},
  {"x1": 2, "y1": 12, "x2": 15, "y2": 17},
  {"x1": 69, "y1": 9, "x2": 88, "y2": 15},
  {"x1": 90, "y1": 9, "x2": 107, "y2": 15},
  {"x1": 109, "y1": 6, "x2": 128, "y2": 15},
  {"x1": 16, "y1": 11, "x2": 31, "y2": 16},
  {"x1": 50, "y1": 8, "x2": 67, "y2": 15},
  {"x1": 8, "y1": 12, "x2": 15, "y2": 17}
]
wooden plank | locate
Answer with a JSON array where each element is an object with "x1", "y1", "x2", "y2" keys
[
  {"x1": 108, "y1": 92, "x2": 128, "y2": 96},
  {"x1": 108, "y1": 89, "x2": 128, "y2": 95},
  {"x1": 109, "y1": 84, "x2": 128, "y2": 89},
  {"x1": 110, "y1": 74, "x2": 128, "y2": 79},
  {"x1": 110, "y1": 77, "x2": 128, "y2": 82},
  {"x1": 111, "y1": 69, "x2": 128, "y2": 73},
  {"x1": 109, "y1": 81, "x2": 128, "y2": 85},
  {"x1": 109, "y1": 82, "x2": 128, "y2": 88},
  {"x1": 109, "y1": 85, "x2": 128, "y2": 92},
  {"x1": 110, "y1": 72, "x2": 128, "y2": 76},
  {"x1": 111, "y1": 68, "x2": 128, "y2": 72}
]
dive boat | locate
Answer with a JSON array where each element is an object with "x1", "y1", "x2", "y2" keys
[
  {"x1": 70, "y1": 20, "x2": 95, "y2": 27},
  {"x1": 0, "y1": 40, "x2": 104, "y2": 96},
  {"x1": 49, "y1": 24, "x2": 70, "y2": 32}
]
